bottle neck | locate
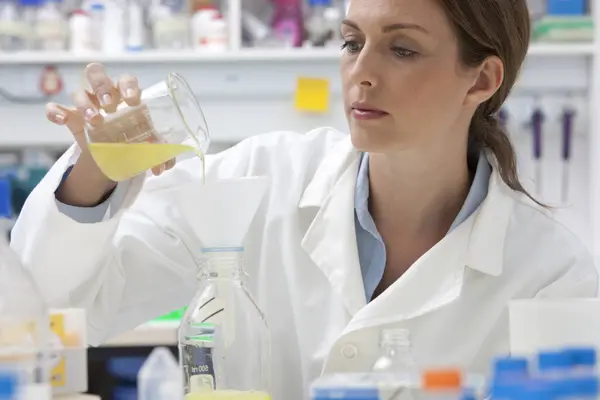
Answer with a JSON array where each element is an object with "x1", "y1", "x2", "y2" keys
[{"x1": 198, "y1": 247, "x2": 245, "y2": 282}]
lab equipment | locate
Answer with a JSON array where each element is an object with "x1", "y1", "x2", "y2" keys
[
  {"x1": 372, "y1": 328, "x2": 418, "y2": 375},
  {"x1": 102, "y1": 0, "x2": 125, "y2": 53},
  {"x1": 0, "y1": 0, "x2": 28, "y2": 51},
  {"x1": 138, "y1": 347, "x2": 184, "y2": 400},
  {"x1": 125, "y1": 0, "x2": 144, "y2": 51},
  {"x1": 0, "y1": 371, "x2": 17, "y2": 400},
  {"x1": 0, "y1": 187, "x2": 51, "y2": 399},
  {"x1": 271, "y1": 0, "x2": 303, "y2": 47},
  {"x1": 85, "y1": 72, "x2": 210, "y2": 182},
  {"x1": 68, "y1": 9, "x2": 93, "y2": 53},
  {"x1": 560, "y1": 107, "x2": 575, "y2": 203},
  {"x1": 530, "y1": 106, "x2": 544, "y2": 196},
  {"x1": 162, "y1": 177, "x2": 270, "y2": 398},
  {"x1": 88, "y1": 2, "x2": 103, "y2": 51},
  {"x1": 305, "y1": 0, "x2": 341, "y2": 47},
  {"x1": 19, "y1": 0, "x2": 38, "y2": 50},
  {"x1": 179, "y1": 248, "x2": 270, "y2": 397},
  {"x1": 35, "y1": 0, "x2": 67, "y2": 51},
  {"x1": 151, "y1": 0, "x2": 189, "y2": 49},
  {"x1": 492, "y1": 356, "x2": 530, "y2": 381}
]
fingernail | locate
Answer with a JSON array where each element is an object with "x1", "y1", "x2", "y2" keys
[
  {"x1": 125, "y1": 88, "x2": 135, "y2": 99},
  {"x1": 53, "y1": 113, "x2": 65, "y2": 123},
  {"x1": 85, "y1": 109, "x2": 96, "y2": 120},
  {"x1": 101, "y1": 93, "x2": 111, "y2": 106}
]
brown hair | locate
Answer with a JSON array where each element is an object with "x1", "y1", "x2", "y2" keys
[{"x1": 436, "y1": 0, "x2": 540, "y2": 203}]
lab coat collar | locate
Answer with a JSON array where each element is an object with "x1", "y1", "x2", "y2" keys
[{"x1": 299, "y1": 135, "x2": 515, "y2": 319}]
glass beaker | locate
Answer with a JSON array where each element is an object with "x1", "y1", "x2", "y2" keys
[{"x1": 85, "y1": 72, "x2": 210, "y2": 182}]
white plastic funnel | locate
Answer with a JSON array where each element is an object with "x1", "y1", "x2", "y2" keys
[{"x1": 158, "y1": 177, "x2": 269, "y2": 248}]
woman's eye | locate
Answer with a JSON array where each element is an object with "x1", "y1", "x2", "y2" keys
[
  {"x1": 393, "y1": 47, "x2": 416, "y2": 58},
  {"x1": 341, "y1": 40, "x2": 362, "y2": 53}
]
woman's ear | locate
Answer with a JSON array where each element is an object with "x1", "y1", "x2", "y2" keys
[{"x1": 465, "y1": 56, "x2": 504, "y2": 107}]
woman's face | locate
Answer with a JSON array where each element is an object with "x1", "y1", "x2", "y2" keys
[{"x1": 341, "y1": 0, "x2": 482, "y2": 154}]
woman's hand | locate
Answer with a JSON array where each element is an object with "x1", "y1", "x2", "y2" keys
[{"x1": 49, "y1": 63, "x2": 173, "y2": 207}]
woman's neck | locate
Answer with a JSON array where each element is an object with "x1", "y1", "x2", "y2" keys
[{"x1": 368, "y1": 148, "x2": 471, "y2": 240}]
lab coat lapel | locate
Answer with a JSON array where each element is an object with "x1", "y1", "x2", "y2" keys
[
  {"x1": 343, "y1": 216, "x2": 474, "y2": 334},
  {"x1": 299, "y1": 137, "x2": 367, "y2": 317},
  {"x1": 342, "y1": 152, "x2": 514, "y2": 333}
]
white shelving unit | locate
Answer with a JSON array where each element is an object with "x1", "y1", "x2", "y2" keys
[{"x1": 0, "y1": 1, "x2": 598, "y2": 345}]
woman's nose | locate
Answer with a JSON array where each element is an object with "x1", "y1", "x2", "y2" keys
[{"x1": 350, "y1": 52, "x2": 378, "y2": 88}]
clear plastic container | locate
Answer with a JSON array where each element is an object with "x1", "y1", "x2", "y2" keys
[
  {"x1": 85, "y1": 72, "x2": 210, "y2": 182},
  {"x1": 0, "y1": 0, "x2": 29, "y2": 51},
  {"x1": 138, "y1": 347, "x2": 184, "y2": 400},
  {"x1": 179, "y1": 247, "x2": 270, "y2": 399},
  {"x1": 0, "y1": 190, "x2": 51, "y2": 399}
]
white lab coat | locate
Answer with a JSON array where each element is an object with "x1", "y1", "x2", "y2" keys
[{"x1": 11, "y1": 127, "x2": 599, "y2": 400}]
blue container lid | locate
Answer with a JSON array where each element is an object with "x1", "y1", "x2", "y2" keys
[
  {"x1": 0, "y1": 178, "x2": 11, "y2": 219},
  {"x1": 19, "y1": 0, "x2": 40, "y2": 7},
  {"x1": 538, "y1": 350, "x2": 570, "y2": 371},
  {"x1": 564, "y1": 347, "x2": 596, "y2": 367},
  {"x1": 0, "y1": 371, "x2": 17, "y2": 399},
  {"x1": 308, "y1": 0, "x2": 332, "y2": 6},
  {"x1": 90, "y1": 2, "x2": 104, "y2": 9},
  {"x1": 494, "y1": 356, "x2": 529, "y2": 377},
  {"x1": 312, "y1": 387, "x2": 379, "y2": 400},
  {"x1": 553, "y1": 376, "x2": 599, "y2": 398}
]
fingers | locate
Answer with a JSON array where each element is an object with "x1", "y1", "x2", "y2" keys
[
  {"x1": 85, "y1": 63, "x2": 121, "y2": 113},
  {"x1": 46, "y1": 102, "x2": 86, "y2": 136},
  {"x1": 73, "y1": 88, "x2": 103, "y2": 126},
  {"x1": 118, "y1": 74, "x2": 141, "y2": 106}
]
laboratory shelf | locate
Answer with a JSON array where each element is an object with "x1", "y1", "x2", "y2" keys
[
  {"x1": 101, "y1": 321, "x2": 179, "y2": 347},
  {"x1": 0, "y1": 43, "x2": 593, "y2": 65}
]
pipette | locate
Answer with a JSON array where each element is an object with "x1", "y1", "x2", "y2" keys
[
  {"x1": 561, "y1": 107, "x2": 575, "y2": 204},
  {"x1": 531, "y1": 107, "x2": 545, "y2": 196}
]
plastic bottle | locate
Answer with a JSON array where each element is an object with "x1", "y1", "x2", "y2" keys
[
  {"x1": 372, "y1": 328, "x2": 418, "y2": 374},
  {"x1": 0, "y1": 0, "x2": 28, "y2": 51},
  {"x1": 88, "y1": 1, "x2": 103, "y2": 51},
  {"x1": 151, "y1": 0, "x2": 189, "y2": 49},
  {"x1": 68, "y1": 9, "x2": 93, "y2": 52},
  {"x1": 19, "y1": 0, "x2": 39, "y2": 50},
  {"x1": 179, "y1": 247, "x2": 270, "y2": 397},
  {"x1": 35, "y1": 0, "x2": 67, "y2": 51},
  {"x1": 190, "y1": 4, "x2": 219, "y2": 50},
  {"x1": 0, "y1": 181, "x2": 51, "y2": 400},
  {"x1": 305, "y1": 0, "x2": 339, "y2": 47},
  {"x1": 102, "y1": 0, "x2": 125, "y2": 53},
  {"x1": 271, "y1": 0, "x2": 303, "y2": 47},
  {"x1": 138, "y1": 347, "x2": 184, "y2": 400},
  {"x1": 125, "y1": 0, "x2": 144, "y2": 51}
]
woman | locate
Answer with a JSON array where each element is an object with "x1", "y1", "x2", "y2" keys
[{"x1": 11, "y1": 0, "x2": 598, "y2": 398}]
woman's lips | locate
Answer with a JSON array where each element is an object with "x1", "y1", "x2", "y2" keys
[{"x1": 351, "y1": 108, "x2": 389, "y2": 120}]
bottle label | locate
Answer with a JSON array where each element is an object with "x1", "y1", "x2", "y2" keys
[{"x1": 182, "y1": 343, "x2": 216, "y2": 392}]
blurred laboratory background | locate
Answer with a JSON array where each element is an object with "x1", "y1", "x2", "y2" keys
[{"x1": 0, "y1": 0, "x2": 597, "y2": 398}]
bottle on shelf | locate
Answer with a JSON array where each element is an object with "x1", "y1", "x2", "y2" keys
[
  {"x1": 0, "y1": 0, "x2": 29, "y2": 51},
  {"x1": 19, "y1": 0, "x2": 39, "y2": 50},
  {"x1": 191, "y1": 2, "x2": 228, "y2": 51},
  {"x1": 102, "y1": 0, "x2": 125, "y2": 53},
  {"x1": 88, "y1": 1, "x2": 103, "y2": 51},
  {"x1": 150, "y1": 0, "x2": 189, "y2": 50},
  {"x1": 305, "y1": 0, "x2": 342, "y2": 47},
  {"x1": 179, "y1": 247, "x2": 270, "y2": 398},
  {"x1": 270, "y1": 0, "x2": 303, "y2": 47},
  {"x1": 68, "y1": 9, "x2": 93, "y2": 53},
  {"x1": 125, "y1": 0, "x2": 144, "y2": 51},
  {"x1": 35, "y1": 0, "x2": 67, "y2": 51}
]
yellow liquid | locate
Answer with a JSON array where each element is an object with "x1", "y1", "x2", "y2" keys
[
  {"x1": 185, "y1": 391, "x2": 271, "y2": 400},
  {"x1": 88, "y1": 142, "x2": 205, "y2": 182}
]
